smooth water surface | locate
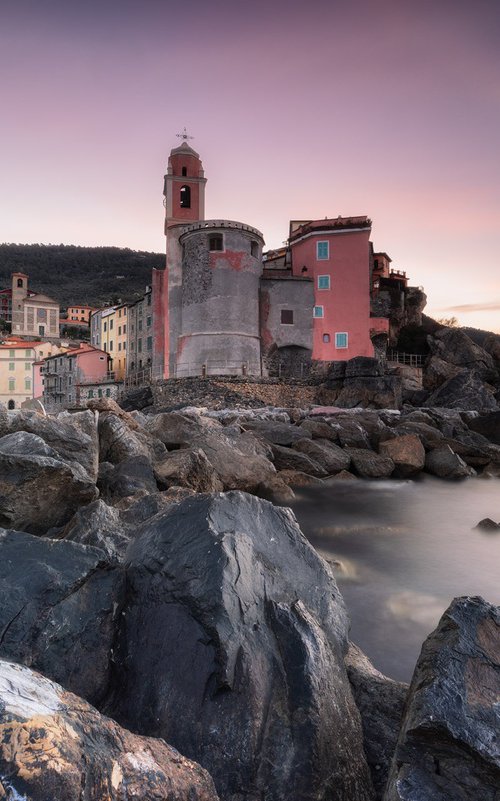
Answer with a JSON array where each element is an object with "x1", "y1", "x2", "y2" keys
[{"x1": 291, "y1": 477, "x2": 500, "y2": 682}]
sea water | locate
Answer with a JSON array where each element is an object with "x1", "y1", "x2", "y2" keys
[{"x1": 291, "y1": 476, "x2": 500, "y2": 682}]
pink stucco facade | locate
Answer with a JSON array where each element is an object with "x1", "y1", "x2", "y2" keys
[{"x1": 290, "y1": 218, "x2": 375, "y2": 361}]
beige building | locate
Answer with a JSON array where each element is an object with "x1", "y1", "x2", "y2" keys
[
  {"x1": 90, "y1": 304, "x2": 127, "y2": 379},
  {"x1": 11, "y1": 273, "x2": 59, "y2": 339},
  {"x1": 0, "y1": 338, "x2": 66, "y2": 409}
]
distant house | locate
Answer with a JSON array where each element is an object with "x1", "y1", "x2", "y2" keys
[
  {"x1": 10, "y1": 273, "x2": 59, "y2": 340},
  {"x1": 89, "y1": 304, "x2": 128, "y2": 379},
  {"x1": 0, "y1": 338, "x2": 68, "y2": 409},
  {"x1": 42, "y1": 343, "x2": 114, "y2": 409},
  {"x1": 65, "y1": 305, "x2": 96, "y2": 325}
]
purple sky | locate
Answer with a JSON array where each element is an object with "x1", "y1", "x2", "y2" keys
[{"x1": 2, "y1": 0, "x2": 500, "y2": 331}]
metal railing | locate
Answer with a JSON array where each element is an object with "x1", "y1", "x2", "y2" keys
[
  {"x1": 174, "y1": 360, "x2": 258, "y2": 378},
  {"x1": 386, "y1": 350, "x2": 423, "y2": 368}
]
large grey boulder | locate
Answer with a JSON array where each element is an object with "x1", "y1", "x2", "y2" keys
[
  {"x1": 98, "y1": 412, "x2": 168, "y2": 464},
  {"x1": 427, "y1": 327, "x2": 498, "y2": 382},
  {"x1": 293, "y1": 437, "x2": 351, "y2": 473},
  {"x1": 425, "y1": 370, "x2": 498, "y2": 412},
  {"x1": 107, "y1": 492, "x2": 374, "y2": 801},
  {"x1": 384, "y1": 596, "x2": 500, "y2": 801},
  {"x1": 423, "y1": 355, "x2": 461, "y2": 391},
  {"x1": 145, "y1": 411, "x2": 223, "y2": 448},
  {"x1": 0, "y1": 431, "x2": 98, "y2": 535},
  {"x1": 300, "y1": 418, "x2": 340, "y2": 441},
  {"x1": 98, "y1": 455, "x2": 159, "y2": 501},
  {"x1": 346, "y1": 644, "x2": 408, "y2": 801},
  {"x1": 154, "y1": 448, "x2": 224, "y2": 493},
  {"x1": 425, "y1": 444, "x2": 475, "y2": 479},
  {"x1": 0, "y1": 660, "x2": 219, "y2": 801},
  {"x1": 271, "y1": 442, "x2": 329, "y2": 476},
  {"x1": 241, "y1": 418, "x2": 312, "y2": 446},
  {"x1": 190, "y1": 429, "x2": 278, "y2": 492},
  {"x1": 0, "y1": 528, "x2": 123, "y2": 706}
]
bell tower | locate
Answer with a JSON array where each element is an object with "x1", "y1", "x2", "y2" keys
[{"x1": 163, "y1": 130, "x2": 206, "y2": 231}]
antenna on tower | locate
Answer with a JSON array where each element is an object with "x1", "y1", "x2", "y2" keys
[{"x1": 176, "y1": 127, "x2": 194, "y2": 141}]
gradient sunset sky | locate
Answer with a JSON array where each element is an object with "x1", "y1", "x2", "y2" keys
[{"x1": 2, "y1": 0, "x2": 499, "y2": 331}]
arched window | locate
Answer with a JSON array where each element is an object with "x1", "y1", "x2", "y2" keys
[
  {"x1": 181, "y1": 167, "x2": 187, "y2": 176},
  {"x1": 17, "y1": 278, "x2": 23, "y2": 288},
  {"x1": 250, "y1": 240, "x2": 259, "y2": 258},
  {"x1": 209, "y1": 234, "x2": 223, "y2": 251},
  {"x1": 180, "y1": 185, "x2": 191, "y2": 208},
  {"x1": 7, "y1": 400, "x2": 15, "y2": 409}
]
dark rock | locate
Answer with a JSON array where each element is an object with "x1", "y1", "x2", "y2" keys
[
  {"x1": 241, "y1": 418, "x2": 312, "y2": 446},
  {"x1": 300, "y1": 418, "x2": 340, "y2": 441},
  {"x1": 334, "y1": 419, "x2": 373, "y2": 449},
  {"x1": 427, "y1": 327, "x2": 498, "y2": 382},
  {"x1": 0, "y1": 660, "x2": 219, "y2": 801},
  {"x1": 191, "y1": 429, "x2": 278, "y2": 492},
  {"x1": 345, "y1": 357, "x2": 384, "y2": 378},
  {"x1": 145, "y1": 411, "x2": 223, "y2": 448},
  {"x1": 475, "y1": 518, "x2": 500, "y2": 531},
  {"x1": 468, "y1": 410, "x2": 500, "y2": 445},
  {"x1": 327, "y1": 375, "x2": 403, "y2": 410},
  {"x1": 378, "y1": 435, "x2": 425, "y2": 477},
  {"x1": 154, "y1": 448, "x2": 224, "y2": 493},
  {"x1": 98, "y1": 412, "x2": 167, "y2": 465},
  {"x1": 0, "y1": 432, "x2": 98, "y2": 535},
  {"x1": 425, "y1": 370, "x2": 498, "y2": 412},
  {"x1": 325, "y1": 469, "x2": 359, "y2": 481},
  {"x1": 384, "y1": 596, "x2": 500, "y2": 801},
  {"x1": 346, "y1": 643, "x2": 408, "y2": 801},
  {"x1": 424, "y1": 445, "x2": 475, "y2": 479},
  {"x1": 380, "y1": 420, "x2": 444, "y2": 450},
  {"x1": 98, "y1": 455, "x2": 158, "y2": 501},
  {"x1": 119, "y1": 384, "x2": 154, "y2": 411},
  {"x1": 271, "y1": 443, "x2": 328, "y2": 477},
  {"x1": 292, "y1": 437, "x2": 351, "y2": 473},
  {"x1": 345, "y1": 447, "x2": 394, "y2": 478},
  {"x1": 277, "y1": 469, "x2": 326, "y2": 487},
  {"x1": 423, "y1": 355, "x2": 461, "y2": 391},
  {"x1": 254, "y1": 475, "x2": 296, "y2": 504},
  {"x1": 107, "y1": 492, "x2": 373, "y2": 801},
  {"x1": 0, "y1": 528, "x2": 123, "y2": 706}
]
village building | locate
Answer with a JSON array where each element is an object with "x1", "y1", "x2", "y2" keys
[
  {"x1": 89, "y1": 303, "x2": 128, "y2": 379},
  {"x1": 0, "y1": 338, "x2": 68, "y2": 409},
  {"x1": 41, "y1": 343, "x2": 112, "y2": 410},
  {"x1": 126, "y1": 286, "x2": 153, "y2": 382},
  {"x1": 10, "y1": 273, "x2": 59, "y2": 340},
  {"x1": 65, "y1": 305, "x2": 96, "y2": 325},
  {"x1": 150, "y1": 138, "x2": 417, "y2": 379}
]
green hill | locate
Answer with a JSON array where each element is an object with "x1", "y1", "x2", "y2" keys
[{"x1": 0, "y1": 244, "x2": 165, "y2": 309}]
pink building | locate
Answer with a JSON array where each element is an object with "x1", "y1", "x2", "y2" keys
[{"x1": 42, "y1": 343, "x2": 113, "y2": 408}]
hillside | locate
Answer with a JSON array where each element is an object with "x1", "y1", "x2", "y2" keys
[{"x1": 0, "y1": 244, "x2": 164, "y2": 309}]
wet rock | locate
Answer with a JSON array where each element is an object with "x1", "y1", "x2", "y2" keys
[
  {"x1": 345, "y1": 357, "x2": 384, "y2": 378},
  {"x1": 424, "y1": 444, "x2": 476, "y2": 479},
  {"x1": 0, "y1": 432, "x2": 98, "y2": 535},
  {"x1": 107, "y1": 492, "x2": 373, "y2": 801},
  {"x1": 346, "y1": 644, "x2": 408, "y2": 801},
  {"x1": 154, "y1": 448, "x2": 224, "y2": 493},
  {"x1": 0, "y1": 660, "x2": 219, "y2": 801},
  {"x1": 293, "y1": 437, "x2": 351, "y2": 473},
  {"x1": 271, "y1": 443, "x2": 328, "y2": 477},
  {"x1": 384, "y1": 596, "x2": 500, "y2": 801},
  {"x1": 325, "y1": 469, "x2": 359, "y2": 481},
  {"x1": 119, "y1": 383, "x2": 154, "y2": 412},
  {"x1": 475, "y1": 518, "x2": 500, "y2": 531},
  {"x1": 254, "y1": 475, "x2": 296, "y2": 504},
  {"x1": 344, "y1": 447, "x2": 395, "y2": 478},
  {"x1": 0, "y1": 528, "x2": 122, "y2": 706},
  {"x1": 378, "y1": 435, "x2": 425, "y2": 478}
]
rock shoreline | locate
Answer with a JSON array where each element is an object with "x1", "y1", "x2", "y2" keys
[{"x1": 0, "y1": 398, "x2": 499, "y2": 800}]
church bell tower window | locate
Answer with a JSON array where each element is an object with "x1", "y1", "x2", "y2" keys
[{"x1": 180, "y1": 185, "x2": 191, "y2": 208}]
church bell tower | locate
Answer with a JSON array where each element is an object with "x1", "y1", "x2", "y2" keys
[{"x1": 163, "y1": 130, "x2": 206, "y2": 231}]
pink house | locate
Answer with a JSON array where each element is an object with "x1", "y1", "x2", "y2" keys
[
  {"x1": 288, "y1": 217, "x2": 387, "y2": 361},
  {"x1": 42, "y1": 344, "x2": 112, "y2": 408}
]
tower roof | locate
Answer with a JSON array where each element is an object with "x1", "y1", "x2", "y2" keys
[{"x1": 169, "y1": 141, "x2": 201, "y2": 160}]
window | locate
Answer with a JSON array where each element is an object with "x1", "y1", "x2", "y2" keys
[
  {"x1": 25, "y1": 349, "x2": 32, "y2": 358},
  {"x1": 323, "y1": 333, "x2": 331, "y2": 343},
  {"x1": 25, "y1": 379, "x2": 31, "y2": 391},
  {"x1": 25, "y1": 362, "x2": 30, "y2": 371},
  {"x1": 98, "y1": 388, "x2": 103, "y2": 398},
  {"x1": 17, "y1": 278, "x2": 23, "y2": 287},
  {"x1": 118, "y1": 342, "x2": 122, "y2": 351},
  {"x1": 8, "y1": 379, "x2": 15, "y2": 391},
  {"x1": 335, "y1": 332, "x2": 348, "y2": 349},
  {"x1": 147, "y1": 294, "x2": 151, "y2": 306},
  {"x1": 209, "y1": 234, "x2": 223, "y2": 251},
  {"x1": 181, "y1": 166, "x2": 187, "y2": 176},
  {"x1": 313, "y1": 306, "x2": 324, "y2": 318},
  {"x1": 251, "y1": 240, "x2": 259, "y2": 257},
  {"x1": 138, "y1": 319, "x2": 143, "y2": 331},
  {"x1": 316, "y1": 241, "x2": 329, "y2": 260},
  {"x1": 180, "y1": 184, "x2": 191, "y2": 208},
  {"x1": 9, "y1": 363, "x2": 14, "y2": 371},
  {"x1": 123, "y1": 342, "x2": 126, "y2": 350},
  {"x1": 146, "y1": 316, "x2": 151, "y2": 327},
  {"x1": 109, "y1": 341, "x2": 113, "y2": 351},
  {"x1": 104, "y1": 322, "x2": 107, "y2": 332},
  {"x1": 147, "y1": 336, "x2": 152, "y2": 350},
  {"x1": 7, "y1": 400, "x2": 15, "y2": 409},
  {"x1": 318, "y1": 275, "x2": 330, "y2": 290},
  {"x1": 123, "y1": 324, "x2": 126, "y2": 334},
  {"x1": 103, "y1": 343, "x2": 107, "y2": 351},
  {"x1": 9, "y1": 350, "x2": 14, "y2": 358},
  {"x1": 88, "y1": 389, "x2": 94, "y2": 399},
  {"x1": 281, "y1": 309, "x2": 294, "y2": 325},
  {"x1": 118, "y1": 326, "x2": 121, "y2": 335},
  {"x1": 106, "y1": 388, "x2": 111, "y2": 397},
  {"x1": 138, "y1": 339, "x2": 142, "y2": 353},
  {"x1": 109, "y1": 319, "x2": 113, "y2": 330}
]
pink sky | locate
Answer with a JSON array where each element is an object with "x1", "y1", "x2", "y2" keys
[{"x1": 2, "y1": 0, "x2": 499, "y2": 331}]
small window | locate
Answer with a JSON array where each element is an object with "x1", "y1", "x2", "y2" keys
[
  {"x1": 318, "y1": 275, "x2": 330, "y2": 290},
  {"x1": 105, "y1": 388, "x2": 111, "y2": 397},
  {"x1": 104, "y1": 322, "x2": 107, "y2": 332},
  {"x1": 118, "y1": 342, "x2": 122, "y2": 351},
  {"x1": 98, "y1": 388, "x2": 103, "y2": 398},
  {"x1": 109, "y1": 341, "x2": 113, "y2": 351},
  {"x1": 335, "y1": 332, "x2": 348, "y2": 349},
  {"x1": 25, "y1": 362, "x2": 30, "y2": 371},
  {"x1": 123, "y1": 324, "x2": 127, "y2": 334},
  {"x1": 180, "y1": 184, "x2": 191, "y2": 208},
  {"x1": 7, "y1": 399, "x2": 15, "y2": 409},
  {"x1": 316, "y1": 241, "x2": 329, "y2": 260},
  {"x1": 147, "y1": 294, "x2": 151, "y2": 306},
  {"x1": 123, "y1": 342, "x2": 126, "y2": 350},
  {"x1": 313, "y1": 306, "x2": 324, "y2": 318},
  {"x1": 146, "y1": 316, "x2": 151, "y2": 327},
  {"x1": 209, "y1": 234, "x2": 223, "y2": 251},
  {"x1": 109, "y1": 319, "x2": 113, "y2": 330},
  {"x1": 281, "y1": 310, "x2": 294, "y2": 325},
  {"x1": 147, "y1": 336, "x2": 152, "y2": 350},
  {"x1": 251, "y1": 240, "x2": 259, "y2": 258},
  {"x1": 8, "y1": 380, "x2": 15, "y2": 391},
  {"x1": 323, "y1": 333, "x2": 331, "y2": 343},
  {"x1": 25, "y1": 349, "x2": 32, "y2": 358},
  {"x1": 9, "y1": 362, "x2": 14, "y2": 371},
  {"x1": 181, "y1": 167, "x2": 187, "y2": 176},
  {"x1": 25, "y1": 378, "x2": 31, "y2": 390},
  {"x1": 17, "y1": 278, "x2": 23, "y2": 288},
  {"x1": 9, "y1": 350, "x2": 14, "y2": 358},
  {"x1": 88, "y1": 389, "x2": 94, "y2": 398},
  {"x1": 138, "y1": 320, "x2": 143, "y2": 331},
  {"x1": 138, "y1": 339, "x2": 142, "y2": 353},
  {"x1": 118, "y1": 326, "x2": 121, "y2": 335}
]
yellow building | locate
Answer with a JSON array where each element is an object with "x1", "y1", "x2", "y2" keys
[
  {"x1": 0, "y1": 339, "x2": 66, "y2": 409},
  {"x1": 89, "y1": 304, "x2": 127, "y2": 379}
]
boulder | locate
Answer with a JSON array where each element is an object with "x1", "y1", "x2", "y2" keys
[
  {"x1": 292, "y1": 437, "x2": 351, "y2": 473},
  {"x1": 0, "y1": 432, "x2": 98, "y2": 535},
  {"x1": 345, "y1": 357, "x2": 384, "y2": 378},
  {"x1": 475, "y1": 518, "x2": 500, "y2": 531},
  {"x1": 384, "y1": 596, "x2": 500, "y2": 801},
  {"x1": 271, "y1": 443, "x2": 329, "y2": 477},
  {"x1": 325, "y1": 469, "x2": 359, "y2": 481},
  {"x1": 0, "y1": 660, "x2": 219, "y2": 801},
  {"x1": 241, "y1": 419, "x2": 312, "y2": 446},
  {"x1": 299, "y1": 418, "x2": 339, "y2": 441},
  {"x1": 427, "y1": 327, "x2": 498, "y2": 382},
  {"x1": 8, "y1": 409, "x2": 99, "y2": 482},
  {"x1": 468, "y1": 410, "x2": 500, "y2": 445},
  {"x1": 98, "y1": 413, "x2": 167, "y2": 465},
  {"x1": 119, "y1": 383, "x2": 154, "y2": 411},
  {"x1": 344, "y1": 448, "x2": 395, "y2": 478},
  {"x1": 98, "y1": 455, "x2": 159, "y2": 501},
  {"x1": 0, "y1": 528, "x2": 123, "y2": 706},
  {"x1": 277, "y1": 469, "x2": 326, "y2": 487},
  {"x1": 145, "y1": 411, "x2": 223, "y2": 449},
  {"x1": 346, "y1": 644, "x2": 408, "y2": 801},
  {"x1": 424, "y1": 445, "x2": 475, "y2": 479},
  {"x1": 380, "y1": 420, "x2": 444, "y2": 450},
  {"x1": 322, "y1": 375, "x2": 403, "y2": 410},
  {"x1": 425, "y1": 370, "x2": 498, "y2": 412},
  {"x1": 154, "y1": 448, "x2": 224, "y2": 493},
  {"x1": 378, "y1": 435, "x2": 425, "y2": 477},
  {"x1": 107, "y1": 492, "x2": 373, "y2": 801},
  {"x1": 191, "y1": 429, "x2": 278, "y2": 492},
  {"x1": 334, "y1": 419, "x2": 373, "y2": 449},
  {"x1": 423, "y1": 354, "x2": 461, "y2": 391}
]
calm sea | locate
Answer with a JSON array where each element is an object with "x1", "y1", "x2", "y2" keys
[{"x1": 291, "y1": 476, "x2": 500, "y2": 682}]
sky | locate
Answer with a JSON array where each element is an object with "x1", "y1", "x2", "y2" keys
[{"x1": 1, "y1": 0, "x2": 500, "y2": 331}]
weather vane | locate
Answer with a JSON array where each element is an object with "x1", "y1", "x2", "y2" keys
[{"x1": 176, "y1": 127, "x2": 194, "y2": 141}]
